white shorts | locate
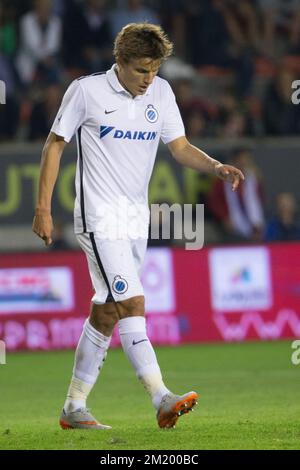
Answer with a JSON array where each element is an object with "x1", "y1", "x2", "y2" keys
[{"x1": 76, "y1": 232, "x2": 148, "y2": 304}]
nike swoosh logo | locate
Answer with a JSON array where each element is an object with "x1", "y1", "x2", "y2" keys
[
  {"x1": 105, "y1": 109, "x2": 117, "y2": 114},
  {"x1": 132, "y1": 339, "x2": 148, "y2": 346}
]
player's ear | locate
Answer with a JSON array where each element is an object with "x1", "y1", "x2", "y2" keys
[
  {"x1": 117, "y1": 58, "x2": 131, "y2": 73},
  {"x1": 116, "y1": 59, "x2": 124, "y2": 72}
]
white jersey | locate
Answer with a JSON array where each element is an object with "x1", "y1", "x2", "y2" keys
[{"x1": 51, "y1": 64, "x2": 185, "y2": 237}]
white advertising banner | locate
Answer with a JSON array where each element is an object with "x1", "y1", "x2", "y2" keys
[
  {"x1": 209, "y1": 246, "x2": 273, "y2": 312},
  {"x1": 0, "y1": 267, "x2": 74, "y2": 313}
]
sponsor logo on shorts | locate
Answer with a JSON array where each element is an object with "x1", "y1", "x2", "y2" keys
[{"x1": 112, "y1": 275, "x2": 128, "y2": 294}]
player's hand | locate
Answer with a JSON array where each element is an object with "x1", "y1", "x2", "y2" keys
[
  {"x1": 214, "y1": 163, "x2": 245, "y2": 191},
  {"x1": 32, "y1": 210, "x2": 53, "y2": 246}
]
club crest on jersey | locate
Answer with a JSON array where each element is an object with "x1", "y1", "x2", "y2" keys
[
  {"x1": 145, "y1": 104, "x2": 158, "y2": 123},
  {"x1": 112, "y1": 275, "x2": 128, "y2": 294}
]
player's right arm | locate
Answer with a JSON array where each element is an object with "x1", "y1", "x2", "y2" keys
[
  {"x1": 32, "y1": 79, "x2": 86, "y2": 246},
  {"x1": 32, "y1": 132, "x2": 66, "y2": 246}
]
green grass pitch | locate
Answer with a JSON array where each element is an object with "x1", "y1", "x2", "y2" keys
[{"x1": 0, "y1": 341, "x2": 299, "y2": 450}]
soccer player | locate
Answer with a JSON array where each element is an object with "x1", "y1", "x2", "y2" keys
[{"x1": 32, "y1": 23, "x2": 244, "y2": 429}]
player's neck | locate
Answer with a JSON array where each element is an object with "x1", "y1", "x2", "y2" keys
[{"x1": 115, "y1": 67, "x2": 136, "y2": 98}]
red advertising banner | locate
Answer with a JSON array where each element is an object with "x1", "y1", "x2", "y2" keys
[
  {"x1": 0, "y1": 243, "x2": 299, "y2": 351},
  {"x1": 174, "y1": 243, "x2": 300, "y2": 342},
  {"x1": 0, "y1": 251, "x2": 91, "y2": 351}
]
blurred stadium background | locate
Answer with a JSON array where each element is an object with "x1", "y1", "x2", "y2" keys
[{"x1": 0, "y1": 0, "x2": 300, "y2": 450}]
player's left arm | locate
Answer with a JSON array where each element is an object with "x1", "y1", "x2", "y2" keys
[{"x1": 168, "y1": 136, "x2": 245, "y2": 191}]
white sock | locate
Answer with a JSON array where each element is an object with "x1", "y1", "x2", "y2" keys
[
  {"x1": 64, "y1": 319, "x2": 111, "y2": 412},
  {"x1": 119, "y1": 316, "x2": 170, "y2": 409}
]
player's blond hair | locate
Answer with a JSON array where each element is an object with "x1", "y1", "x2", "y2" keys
[{"x1": 113, "y1": 23, "x2": 173, "y2": 64}]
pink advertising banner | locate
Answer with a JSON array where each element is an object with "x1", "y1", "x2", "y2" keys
[{"x1": 0, "y1": 243, "x2": 299, "y2": 351}]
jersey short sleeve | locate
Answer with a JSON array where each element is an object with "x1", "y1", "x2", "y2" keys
[
  {"x1": 160, "y1": 81, "x2": 185, "y2": 145},
  {"x1": 51, "y1": 80, "x2": 86, "y2": 142}
]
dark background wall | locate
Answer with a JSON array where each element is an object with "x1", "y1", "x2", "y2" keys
[{"x1": 1, "y1": 138, "x2": 299, "y2": 227}]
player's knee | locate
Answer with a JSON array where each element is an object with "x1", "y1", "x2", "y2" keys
[
  {"x1": 116, "y1": 295, "x2": 145, "y2": 319},
  {"x1": 90, "y1": 302, "x2": 119, "y2": 335}
]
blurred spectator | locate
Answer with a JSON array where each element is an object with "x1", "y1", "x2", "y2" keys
[
  {"x1": 157, "y1": 0, "x2": 187, "y2": 58},
  {"x1": 0, "y1": 1, "x2": 20, "y2": 140},
  {"x1": 265, "y1": 192, "x2": 300, "y2": 241},
  {"x1": 218, "y1": 110, "x2": 249, "y2": 138},
  {"x1": 185, "y1": 110, "x2": 210, "y2": 138},
  {"x1": 217, "y1": 91, "x2": 253, "y2": 137},
  {"x1": 16, "y1": 0, "x2": 62, "y2": 85},
  {"x1": 62, "y1": 0, "x2": 113, "y2": 73},
  {"x1": 208, "y1": 148, "x2": 265, "y2": 242},
  {"x1": 173, "y1": 78, "x2": 216, "y2": 137},
  {"x1": 0, "y1": 54, "x2": 20, "y2": 139},
  {"x1": 259, "y1": 0, "x2": 300, "y2": 57},
  {"x1": 109, "y1": 0, "x2": 160, "y2": 38},
  {"x1": 53, "y1": 0, "x2": 67, "y2": 17},
  {"x1": 225, "y1": 0, "x2": 261, "y2": 53},
  {"x1": 2, "y1": 1, "x2": 300, "y2": 141},
  {"x1": 7, "y1": 0, "x2": 32, "y2": 19},
  {"x1": 263, "y1": 66, "x2": 300, "y2": 134},
  {"x1": 28, "y1": 81, "x2": 63, "y2": 140},
  {"x1": 174, "y1": 79, "x2": 205, "y2": 121},
  {"x1": 175, "y1": 0, "x2": 255, "y2": 97},
  {"x1": 0, "y1": 0, "x2": 17, "y2": 57}
]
